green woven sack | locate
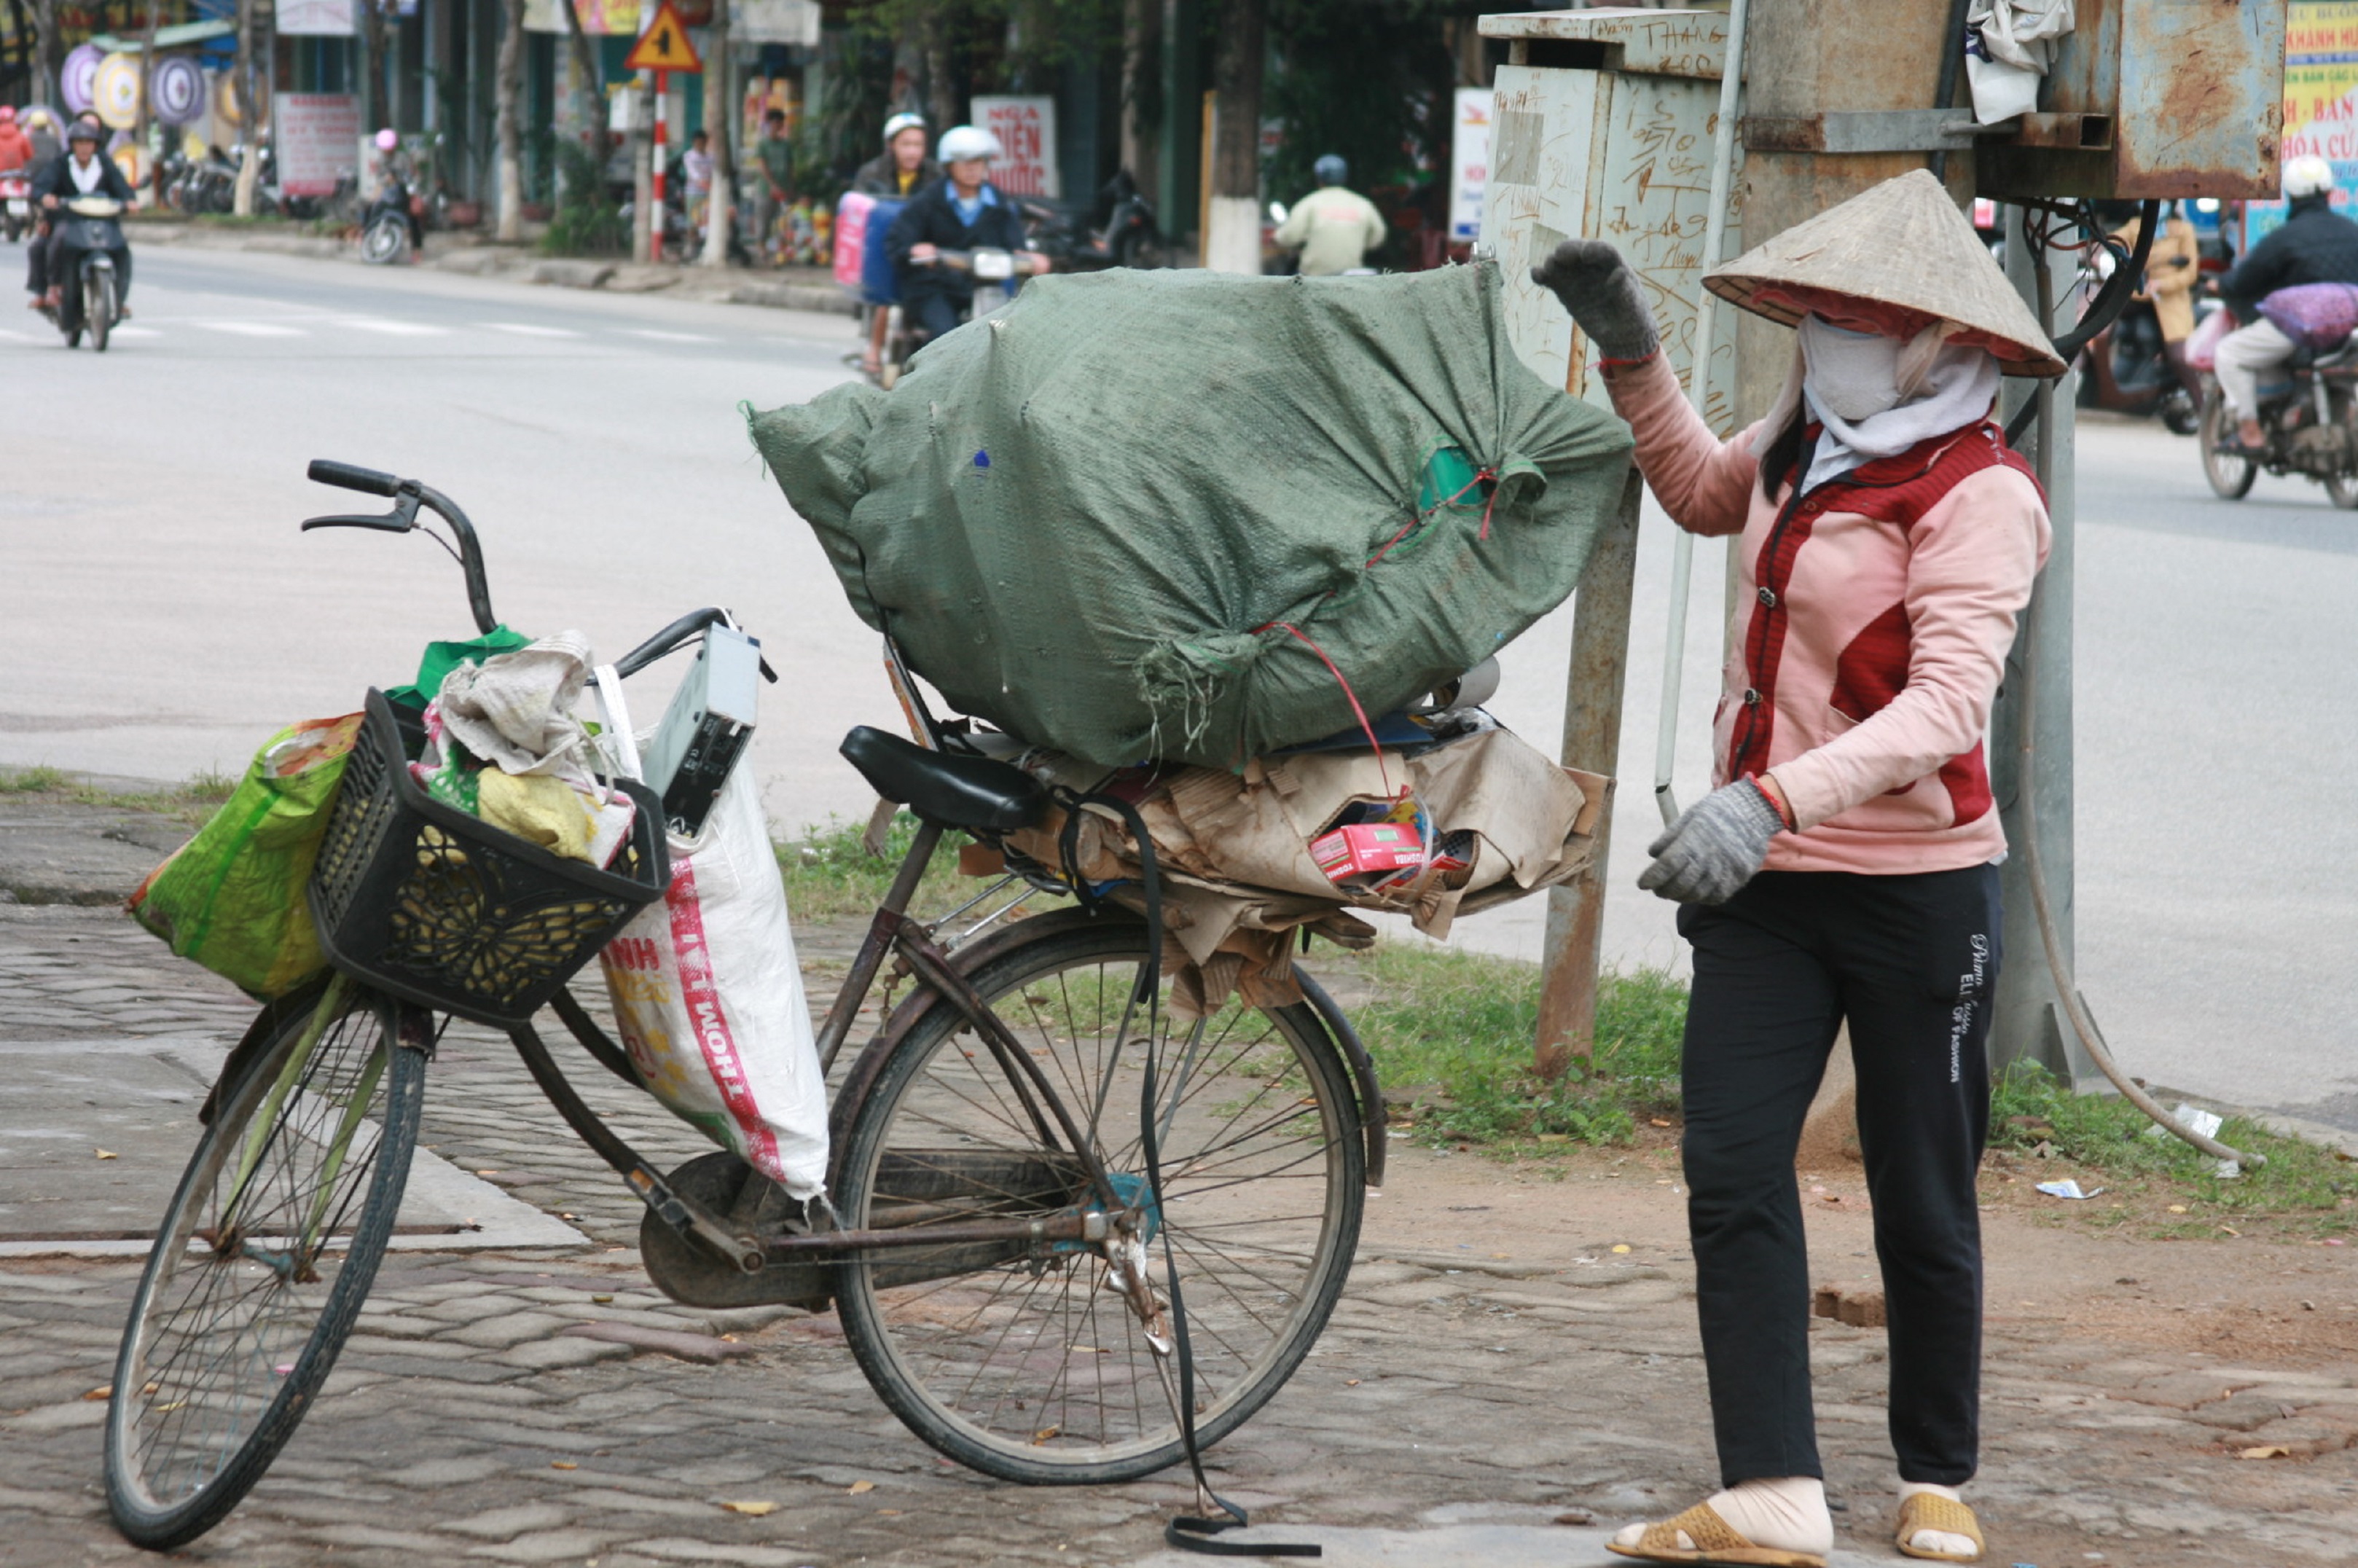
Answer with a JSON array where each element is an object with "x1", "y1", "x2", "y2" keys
[
  {"x1": 749, "y1": 260, "x2": 1632, "y2": 769},
  {"x1": 130, "y1": 713, "x2": 363, "y2": 999}
]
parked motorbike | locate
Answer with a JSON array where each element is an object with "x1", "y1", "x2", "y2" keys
[
  {"x1": 360, "y1": 170, "x2": 416, "y2": 264},
  {"x1": 2197, "y1": 335, "x2": 2358, "y2": 507},
  {"x1": 1022, "y1": 170, "x2": 1163, "y2": 271},
  {"x1": 36, "y1": 195, "x2": 128, "y2": 350}
]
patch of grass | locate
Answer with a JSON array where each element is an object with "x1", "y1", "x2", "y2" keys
[
  {"x1": 1339, "y1": 944, "x2": 1688, "y2": 1155},
  {"x1": 1990, "y1": 1062, "x2": 2357, "y2": 1231},
  {"x1": 0, "y1": 765, "x2": 71, "y2": 793},
  {"x1": 774, "y1": 809, "x2": 1043, "y2": 924},
  {"x1": 0, "y1": 766, "x2": 241, "y2": 825}
]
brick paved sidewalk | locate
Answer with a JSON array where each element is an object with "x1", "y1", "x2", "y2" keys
[{"x1": 4, "y1": 903, "x2": 2354, "y2": 1568}]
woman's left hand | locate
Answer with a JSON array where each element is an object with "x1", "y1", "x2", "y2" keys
[{"x1": 1638, "y1": 779, "x2": 1788, "y2": 905}]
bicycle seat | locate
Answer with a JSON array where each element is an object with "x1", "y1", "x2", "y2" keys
[{"x1": 840, "y1": 726, "x2": 1046, "y2": 832}]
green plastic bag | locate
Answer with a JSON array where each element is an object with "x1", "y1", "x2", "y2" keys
[{"x1": 130, "y1": 713, "x2": 365, "y2": 999}]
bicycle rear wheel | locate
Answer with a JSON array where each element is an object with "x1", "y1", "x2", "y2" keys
[
  {"x1": 834, "y1": 912, "x2": 1363, "y2": 1483},
  {"x1": 106, "y1": 978, "x2": 425, "y2": 1549}
]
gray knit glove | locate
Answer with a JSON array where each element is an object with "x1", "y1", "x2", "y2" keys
[
  {"x1": 1638, "y1": 780, "x2": 1786, "y2": 905},
  {"x1": 1531, "y1": 239, "x2": 1660, "y2": 361}
]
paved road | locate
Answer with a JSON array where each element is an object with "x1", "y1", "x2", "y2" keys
[
  {"x1": 5, "y1": 901, "x2": 2354, "y2": 1568},
  {"x1": 4, "y1": 245, "x2": 2352, "y2": 1134}
]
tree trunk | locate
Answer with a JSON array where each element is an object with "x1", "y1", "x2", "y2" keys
[
  {"x1": 358, "y1": 0, "x2": 388, "y2": 143},
  {"x1": 137, "y1": 0, "x2": 162, "y2": 201},
  {"x1": 920, "y1": 7, "x2": 957, "y2": 138},
  {"x1": 494, "y1": 0, "x2": 524, "y2": 239},
  {"x1": 232, "y1": 0, "x2": 265, "y2": 216},
  {"x1": 1119, "y1": 0, "x2": 1160, "y2": 189},
  {"x1": 697, "y1": 0, "x2": 733, "y2": 266},
  {"x1": 1204, "y1": 0, "x2": 1263, "y2": 273},
  {"x1": 28, "y1": 0, "x2": 60, "y2": 129}
]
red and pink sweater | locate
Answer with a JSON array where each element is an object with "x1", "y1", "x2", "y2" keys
[{"x1": 1600, "y1": 351, "x2": 2052, "y2": 876}]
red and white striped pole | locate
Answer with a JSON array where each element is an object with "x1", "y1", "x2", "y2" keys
[{"x1": 651, "y1": 69, "x2": 669, "y2": 262}]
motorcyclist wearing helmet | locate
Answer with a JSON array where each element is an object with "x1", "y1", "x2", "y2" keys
[
  {"x1": 854, "y1": 112, "x2": 941, "y2": 200},
  {"x1": 884, "y1": 124, "x2": 1049, "y2": 346},
  {"x1": 371, "y1": 128, "x2": 425, "y2": 254},
  {"x1": 2212, "y1": 154, "x2": 2358, "y2": 451},
  {"x1": 1273, "y1": 153, "x2": 1386, "y2": 276},
  {"x1": 29, "y1": 118, "x2": 136, "y2": 314},
  {"x1": 850, "y1": 113, "x2": 941, "y2": 375},
  {"x1": 0, "y1": 108, "x2": 34, "y2": 175}
]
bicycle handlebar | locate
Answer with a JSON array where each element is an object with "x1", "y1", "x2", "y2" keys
[
  {"x1": 308, "y1": 458, "x2": 401, "y2": 497},
  {"x1": 301, "y1": 458, "x2": 498, "y2": 635}
]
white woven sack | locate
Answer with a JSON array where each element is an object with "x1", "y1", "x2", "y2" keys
[{"x1": 598, "y1": 766, "x2": 829, "y2": 1199}]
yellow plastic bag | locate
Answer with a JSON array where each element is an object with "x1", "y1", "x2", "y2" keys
[{"x1": 130, "y1": 713, "x2": 364, "y2": 999}]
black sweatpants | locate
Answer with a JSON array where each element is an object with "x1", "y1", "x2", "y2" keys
[{"x1": 1676, "y1": 864, "x2": 1999, "y2": 1488}]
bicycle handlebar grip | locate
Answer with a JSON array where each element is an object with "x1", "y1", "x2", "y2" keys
[{"x1": 307, "y1": 458, "x2": 402, "y2": 497}]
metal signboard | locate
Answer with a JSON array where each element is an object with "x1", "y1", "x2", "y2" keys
[
  {"x1": 624, "y1": 3, "x2": 702, "y2": 74},
  {"x1": 1479, "y1": 9, "x2": 1740, "y2": 430}
]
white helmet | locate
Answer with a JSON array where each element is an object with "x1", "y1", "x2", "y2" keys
[
  {"x1": 938, "y1": 125, "x2": 1002, "y2": 165},
  {"x1": 2285, "y1": 154, "x2": 2337, "y2": 201},
  {"x1": 882, "y1": 111, "x2": 927, "y2": 146}
]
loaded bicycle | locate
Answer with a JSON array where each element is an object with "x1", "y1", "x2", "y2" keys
[{"x1": 104, "y1": 461, "x2": 1379, "y2": 1550}]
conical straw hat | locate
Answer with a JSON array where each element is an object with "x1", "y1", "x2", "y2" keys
[{"x1": 1705, "y1": 169, "x2": 2067, "y2": 377}]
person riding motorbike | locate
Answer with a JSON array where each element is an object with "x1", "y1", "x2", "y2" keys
[
  {"x1": 1272, "y1": 154, "x2": 1387, "y2": 276},
  {"x1": 2108, "y1": 198, "x2": 2203, "y2": 402},
  {"x1": 370, "y1": 128, "x2": 425, "y2": 254},
  {"x1": 884, "y1": 125, "x2": 1048, "y2": 348},
  {"x1": 853, "y1": 111, "x2": 941, "y2": 200},
  {"x1": 0, "y1": 108, "x2": 34, "y2": 176},
  {"x1": 2212, "y1": 154, "x2": 2358, "y2": 451},
  {"x1": 851, "y1": 112, "x2": 943, "y2": 376},
  {"x1": 31, "y1": 119, "x2": 136, "y2": 316}
]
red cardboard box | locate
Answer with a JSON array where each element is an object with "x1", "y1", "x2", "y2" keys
[{"x1": 1312, "y1": 822, "x2": 1426, "y2": 882}]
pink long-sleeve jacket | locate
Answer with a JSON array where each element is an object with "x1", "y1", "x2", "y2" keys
[{"x1": 1600, "y1": 351, "x2": 2052, "y2": 876}]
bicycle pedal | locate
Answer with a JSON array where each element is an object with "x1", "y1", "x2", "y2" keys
[{"x1": 639, "y1": 1152, "x2": 834, "y2": 1312}]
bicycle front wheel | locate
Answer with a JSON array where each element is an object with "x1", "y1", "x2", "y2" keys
[
  {"x1": 834, "y1": 913, "x2": 1363, "y2": 1484},
  {"x1": 106, "y1": 978, "x2": 425, "y2": 1550}
]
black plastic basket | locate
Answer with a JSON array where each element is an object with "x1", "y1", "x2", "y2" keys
[{"x1": 308, "y1": 689, "x2": 670, "y2": 1027}]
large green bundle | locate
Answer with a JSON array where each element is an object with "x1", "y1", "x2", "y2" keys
[{"x1": 749, "y1": 261, "x2": 1632, "y2": 769}]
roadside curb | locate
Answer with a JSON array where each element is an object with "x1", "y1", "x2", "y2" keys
[{"x1": 124, "y1": 219, "x2": 858, "y2": 317}]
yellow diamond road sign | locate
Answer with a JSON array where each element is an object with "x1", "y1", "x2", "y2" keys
[{"x1": 624, "y1": 3, "x2": 702, "y2": 73}]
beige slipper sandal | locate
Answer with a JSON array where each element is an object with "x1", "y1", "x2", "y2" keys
[
  {"x1": 1895, "y1": 1493, "x2": 1984, "y2": 1562},
  {"x1": 1605, "y1": 1501, "x2": 1829, "y2": 1567}
]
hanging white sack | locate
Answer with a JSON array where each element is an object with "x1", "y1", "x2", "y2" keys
[
  {"x1": 1965, "y1": 0, "x2": 2075, "y2": 125},
  {"x1": 599, "y1": 765, "x2": 829, "y2": 1200}
]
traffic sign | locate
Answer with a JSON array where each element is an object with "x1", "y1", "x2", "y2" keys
[{"x1": 624, "y1": 3, "x2": 702, "y2": 73}]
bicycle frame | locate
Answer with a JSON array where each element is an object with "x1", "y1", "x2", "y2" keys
[{"x1": 506, "y1": 814, "x2": 1140, "y2": 1280}]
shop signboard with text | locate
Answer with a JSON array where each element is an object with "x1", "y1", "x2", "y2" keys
[
  {"x1": 971, "y1": 95, "x2": 1058, "y2": 200},
  {"x1": 2248, "y1": 0, "x2": 2358, "y2": 249},
  {"x1": 1449, "y1": 86, "x2": 1489, "y2": 241},
  {"x1": 273, "y1": 94, "x2": 359, "y2": 196}
]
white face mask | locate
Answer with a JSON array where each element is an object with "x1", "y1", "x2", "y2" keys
[{"x1": 1798, "y1": 317, "x2": 1907, "y2": 422}]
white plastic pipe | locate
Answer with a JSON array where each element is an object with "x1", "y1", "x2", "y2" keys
[{"x1": 1654, "y1": 0, "x2": 1750, "y2": 828}]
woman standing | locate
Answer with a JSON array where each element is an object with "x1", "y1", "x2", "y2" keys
[{"x1": 1532, "y1": 170, "x2": 2063, "y2": 1567}]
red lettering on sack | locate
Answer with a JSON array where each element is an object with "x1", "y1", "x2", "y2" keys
[{"x1": 665, "y1": 861, "x2": 781, "y2": 1175}]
